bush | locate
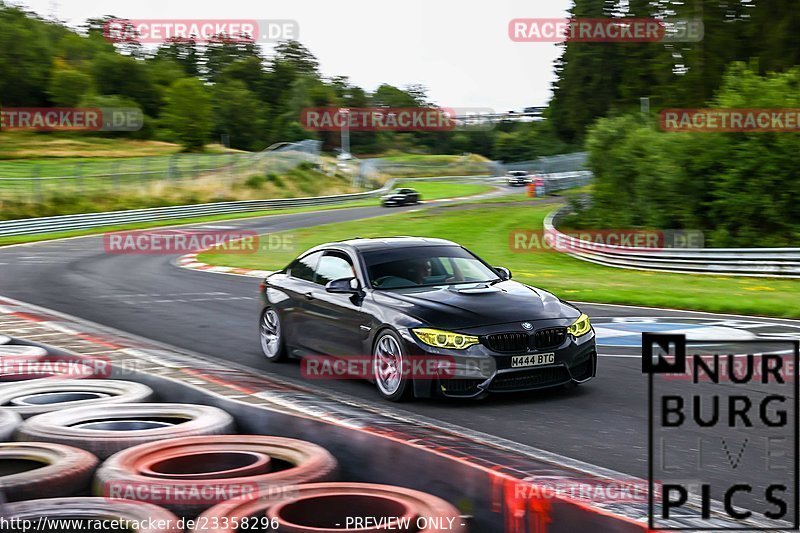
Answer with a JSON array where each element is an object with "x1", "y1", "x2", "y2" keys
[
  {"x1": 244, "y1": 175, "x2": 267, "y2": 189},
  {"x1": 575, "y1": 63, "x2": 800, "y2": 247},
  {"x1": 161, "y1": 78, "x2": 212, "y2": 152}
]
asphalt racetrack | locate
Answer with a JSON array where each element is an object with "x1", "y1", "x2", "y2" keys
[{"x1": 1, "y1": 195, "x2": 798, "y2": 503}]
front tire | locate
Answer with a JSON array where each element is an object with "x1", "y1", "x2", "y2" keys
[
  {"x1": 260, "y1": 308, "x2": 286, "y2": 362},
  {"x1": 372, "y1": 330, "x2": 412, "y2": 402}
]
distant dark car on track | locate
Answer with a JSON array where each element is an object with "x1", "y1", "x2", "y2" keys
[
  {"x1": 380, "y1": 188, "x2": 420, "y2": 207},
  {"x1": 506, "y1": 170, "x2": 532, "y2": 186},
  {"x1": 259, "y1": 237, "x2": 596, "y2": 401}
]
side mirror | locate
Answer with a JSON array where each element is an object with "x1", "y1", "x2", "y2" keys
[
  {"x1": 494, "y1": 266, "x2": 511, "y2": 280},
  {"x1": 325, "y1": 277, "x2": 361, "y2": 294}
]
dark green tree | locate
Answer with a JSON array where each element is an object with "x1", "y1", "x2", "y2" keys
[{"x1": 161, "y1": 77, "x2": 212, "y2": 151}]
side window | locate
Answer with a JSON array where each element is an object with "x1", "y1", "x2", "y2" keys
[
  {"x1": 315, "y1": 252, "x2": 356, "y2": 285},
  {"x1": 437, "y1": 257, "x2": 455, "y2": 276},
  {"x1": 451, "y1": 257, "x2": 485, "y2": 280},
  {"x1": 288, "y1": 251, "x2": 322, "y2": 282}
]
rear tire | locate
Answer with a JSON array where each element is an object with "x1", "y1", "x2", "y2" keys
[{"x1": 260, "y1": 308, "x2": 286, "y2": 362}]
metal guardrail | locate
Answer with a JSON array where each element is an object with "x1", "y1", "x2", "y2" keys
[
  {"x1": 0, "y1": 176, "x2": 489, "y2": 237},
  {"x1": 540, "y1": 171, "x2": 592, "y2": 194},
  {"x1": 358, "y1": 155, "x2": 500, "y2": 185},
  {"x1": 544, "y1": 208, "x2": 800, "y2": 278},
  {"x1": 502, "y1": 152, "x2": 588, "y2": 174},
  {"x1": 490, "y1": 171, "x2": 592, "y2": 194},
  {"x1": 0, "y1": 148, "x2": 592, "y2": 238}
]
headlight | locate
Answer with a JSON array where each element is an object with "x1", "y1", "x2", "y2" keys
[
  {"x1": 568, "y1": 313, "x2": 592, "y2": 337},
  {"x1": 412, "y1": 328, "x2": 480, "y2": 350}
]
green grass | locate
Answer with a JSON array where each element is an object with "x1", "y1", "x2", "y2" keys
[
  {"x1": 0, "y1": 180, "x2": 494, "y2": 246},
  {"x1": 377, "y1": 153, "x2": 489, "y2": 165},
  {"x1": 0, "y1": 131, "x2": 238, "y2": 177},
  {"x1": 393, "y1": 180, "x2": 491, "y2": 200},
  {"x1": 199, "y1": 203, "x2": 800, "y2": 318},
  {"x1": 367, "y1": 153, "x2": 494, "y2": 180},
  {"x1": 0, "y1": 162, "x2": 357, "y2": 220},
  {"x1": 0, "y1": 152, "x2": 245, "y2": 179},
  {"x1": 0, "y1": 132, "x2": 188, "y2": 159}
]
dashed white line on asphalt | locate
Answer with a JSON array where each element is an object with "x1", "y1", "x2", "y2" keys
[
  {"x1": 97, "y1": 292, "x2": 230, "y2": 298},
  {"x1": 121, "y1": 296, "x2": 252, "y2": 305},
  {"x1": 196, "y1": 225, "x2": 239, "y2": 229}
]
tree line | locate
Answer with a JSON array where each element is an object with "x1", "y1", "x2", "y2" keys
[
  {"x1": 552, "y1": 0, "x2": 800, "y2": 246},
  {"x1": 0, "y1": 2, "x2": 571, "y2": 160},
  {"x1": 549, "y1": 0, "x2": 800, "y2": 144}
]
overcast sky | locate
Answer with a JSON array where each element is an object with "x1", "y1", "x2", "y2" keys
[{"x1": 11, "y1": 0, "x2": 572, "y2": 111}]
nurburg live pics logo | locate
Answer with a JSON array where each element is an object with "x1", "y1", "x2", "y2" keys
[{"x1": 643, "y1": 332, "x2": 799, "y2": 530}]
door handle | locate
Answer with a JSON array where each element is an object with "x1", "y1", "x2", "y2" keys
[{"x1": 304, "y1": 292, "x2": 315, "y2": 300}]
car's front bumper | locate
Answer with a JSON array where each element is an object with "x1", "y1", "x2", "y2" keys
[
  {"x1": 382, "y1": 198, "x2": 404, "y2": 206},
  {"x1": 398, "y1": 320, "x2": 597, "y2": 398}
]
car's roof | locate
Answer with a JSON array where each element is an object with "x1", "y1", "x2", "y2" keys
[{"x1": 322, "y1": 236, "x2": 458, "y2": 252}]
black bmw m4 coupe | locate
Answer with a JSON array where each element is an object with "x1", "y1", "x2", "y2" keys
[{"x1": 259, "y1": 237, "x2": 596, "y2": 401}]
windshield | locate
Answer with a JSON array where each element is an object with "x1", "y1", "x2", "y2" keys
[{"x1": 362, "y1": 245, "x2": 501, "y2": 289}]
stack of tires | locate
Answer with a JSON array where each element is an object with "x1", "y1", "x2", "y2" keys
[
  {"x1": 0, "y1": 338, "x2": 466, "y2": 532},
  {"x1": 0, "y1": 339, "x2": 96, "y2": 384}
]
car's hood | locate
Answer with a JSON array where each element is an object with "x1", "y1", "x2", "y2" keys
[{"x1": 371, "y1": 280, "x2": 579, "y2": 329}]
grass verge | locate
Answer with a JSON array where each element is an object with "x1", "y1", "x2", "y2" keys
[
  {"x1": 0, "y1": 181, "x2": 494, "y2": 246},
  {"x1": 199, "y1": 203, "x2": 800, "y2": 318}
]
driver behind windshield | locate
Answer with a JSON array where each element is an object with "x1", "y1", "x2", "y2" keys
[
  {"x1": 406, "y1": 259, "x2": 432, "y2": 285},
  {"x1": 365, "y1": 245, "x2": 499, "y2": 289}
]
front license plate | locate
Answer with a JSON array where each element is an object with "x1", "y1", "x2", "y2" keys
[{"x1": 511, "y1": 353, "x2": 555, "y2": 368}]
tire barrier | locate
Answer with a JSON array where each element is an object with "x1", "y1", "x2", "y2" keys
[
  {"x1": 0, "y1": 409, "x2": 21, "y2": 442},
  {"x1": 0, "y1": 379, "x2": 154, "y2": 418},
  {"x1": 0, "y1": 345, "x2": 97, "y2": 383},
  {"x1": 0, "y1": 345, "x2": 48, "y2": 364},
  {"x1": 0, "y1": 361, "x2": 95, "y2": 383},
  {"x1": 95, "y1": 435, "x2": 339, "y2": 516},
  {"x1": 195, "y1": 482, "x2": 467, "y2": 533},
  {"x1": 1, "y1": 341, "x2": 107, "y2": 380},
  {"x1": 18, "y1": 403, "x2": 236, "y2": 459},
  {"x1": 0, "y1": 357, "x2": 96, "y2": 385},
  {"x1": 0, "y1": 442, "x2": 99, "y2": 501},
  {"x1": 0, "y1": 333, "x2": 597, "y2": 530},
  {"x1": 1, "y1": 497, "x2": 183, "y2": 532}
]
